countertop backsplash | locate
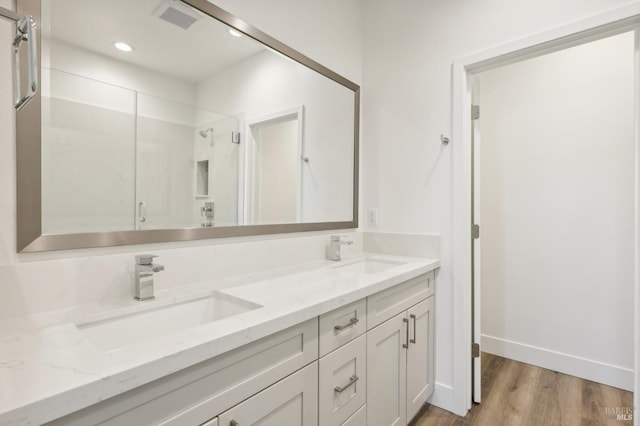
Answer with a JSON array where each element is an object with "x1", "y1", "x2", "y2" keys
[{"x1": 0, "y1": 231, "x2": 365, "y2": 321}]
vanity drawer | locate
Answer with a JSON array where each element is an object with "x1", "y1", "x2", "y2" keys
[
  {"x1": 341, "y1": 403, "x2": 366, "y2": 426},
  {"x1": 367, "y1": 271, "x2": 434, "y2": 330},
  {"x1": 219, "y1": 361, "x2": 318, "y2": 426},
  {"x1": 319, "y1": 298, "x2": 367, "y2": 357},
  {"x1": 319, "y1": 334, "x2": 367, "y2": 426},
  {"x1": 46, "y1": 319, "x2": 318, "y2": 426}
]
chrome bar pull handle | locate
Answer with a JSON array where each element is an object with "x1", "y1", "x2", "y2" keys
[
  {"x1": 334, "y1": 375, "x2": 359, "y2": 393},
  {"x1": 138, "y1": 201, "x2": 146, "y2": 223},
  {"x1": 334, "y1": 317, "x2": 359, "y2": 331},
  {"x1": 403, "y1": 317, "x2": 409, "y2": 349},
  {"x1": 13, "y1": 15, "x2": 37, "y2": 110},
  {"x1": 410, "y1": 314, "x2": 417, "y2": 344}
]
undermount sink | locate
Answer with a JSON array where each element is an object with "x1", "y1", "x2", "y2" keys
[
  {"x1": 332, "y1": 258, "x2": 405, "y2": 274},
  {"x1": 75, "y1": 292, "x2": 261, "y2": 353}
]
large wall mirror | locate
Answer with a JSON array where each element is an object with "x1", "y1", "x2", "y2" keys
[{"x1": 16, "y1": 0, "x2": 359, "y2": 252}]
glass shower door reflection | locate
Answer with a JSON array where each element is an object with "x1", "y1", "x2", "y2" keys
[{"x1": 135, "y1": 93, "x2": 240, "y2": 230}]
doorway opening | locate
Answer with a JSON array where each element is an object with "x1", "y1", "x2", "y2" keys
[
  {"x1": 472, "y1": 31, "x2": 635, "y2": 402},
  {"x1": 451, "y1": 9, "x2": 640, "y2": 418}
]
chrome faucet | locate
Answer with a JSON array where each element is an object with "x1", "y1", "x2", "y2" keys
[
  {"x1": 134, "y1": 254, "x2": 164, "y2": 301},
  {"x1": 329, "y1": 235, "x2": 353, "y2": 261}
]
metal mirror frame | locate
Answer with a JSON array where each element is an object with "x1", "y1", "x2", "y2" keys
[{"x1": 16, "y1": 0, "x2": 359, "y2": 252}]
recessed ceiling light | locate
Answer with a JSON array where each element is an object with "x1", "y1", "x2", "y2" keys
[
  {"x1": 114, "y1": 42, "x2": 133, "y2": 52},
  {"x1": 228, "y1": 29, "x2": 242, "y2": 38}
]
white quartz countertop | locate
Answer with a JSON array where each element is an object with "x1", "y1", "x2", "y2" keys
[{"x1": 0, "y1": 253, "x2": 439, "y2": 425}]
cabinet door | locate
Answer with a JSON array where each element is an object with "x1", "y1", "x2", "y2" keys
[
  {"x1": 406, "y1": 297, "x2": 434, "y2": 422},
  {"x1": 366, "y1": 312, "x2": 407, "y2": 426},
  {"x1": 218, "y1": 362, "x2": 318, "y2": 426}
]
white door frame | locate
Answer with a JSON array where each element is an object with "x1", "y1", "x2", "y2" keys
[
  {"x1": 451, "y1": 3, "x2": 640, "y2": 418},
  {"x1": 243, "y1": 106, "x2": 305, "y2": 225}
]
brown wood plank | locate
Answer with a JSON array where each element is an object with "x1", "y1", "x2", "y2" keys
[{"x1": 413, "y1": 353, "x2": 633, "y2": 426}]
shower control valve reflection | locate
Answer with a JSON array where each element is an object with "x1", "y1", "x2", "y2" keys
[{"x1": 201, "y1": 201, "x2": 214, "y2": 228}]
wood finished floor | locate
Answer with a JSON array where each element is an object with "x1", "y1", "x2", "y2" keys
[{"x1": 413, "y1": 353, "x2": 633, "y2": 426}]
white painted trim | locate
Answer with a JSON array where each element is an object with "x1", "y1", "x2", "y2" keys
[
  {"x1": 482, "y1": 334, "x2": 634, "y2": 392},
  {"x1": 457, "y1": 3, "x2": 640, "y2": 73},
  {"x1": 634, "y1": 24, "x2": 640, "y2": 424},
  {"x1": 427, "y1": 382, "x2": 454, "y2": 412},
  {"x1": 471, "y1": 85, "x2": 482, "y2": 404},
  {"x1": 236, "y1": 115, "x2": 246, "y2": 226},
  {"x1": 452, "y1": 5, "x2": 640, "y2": 420},
  {"x1": 451, "y1": 59, "x2": 473, "y2": 417},
  {"x1": 244, "y1": 106, "x2": 305, "y2": 224}
]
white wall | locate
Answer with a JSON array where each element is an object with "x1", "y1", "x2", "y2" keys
[
  {"x1": 206, "y1": 0, "x2": 362, "y2": 85},
  {"x1": 361, "y1": 0, "x2": 640, "y2": 413},
  {"x1": 43, "y1": 39, "x2": 196, "y2": 106},
  {"x1": 477, "y1": 32, "x2": 634, "y2": 390},
  {"x1": 0, "y1": 0, "x2": 363, "y2": 315}
]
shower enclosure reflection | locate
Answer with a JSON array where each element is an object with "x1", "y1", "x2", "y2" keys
[{"x1": 42, "y1": 68, "x2": 240, "y2": 233}]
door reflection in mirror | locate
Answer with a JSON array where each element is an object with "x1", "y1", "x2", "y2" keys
[{"x1": 246, "y1": 108, "x2": 303, "y2": 225}]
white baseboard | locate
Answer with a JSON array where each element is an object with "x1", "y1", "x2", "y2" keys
[
  {"x1": 481, "y1": 334, "x2": 634, "y2": 391},
  {"x1": 428, "y1": 382, "x2": 455, "y2": 413}
]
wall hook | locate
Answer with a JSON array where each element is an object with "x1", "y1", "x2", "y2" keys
[{"x1": 441, "y1": 134, "x2": 450, "y2": 145}]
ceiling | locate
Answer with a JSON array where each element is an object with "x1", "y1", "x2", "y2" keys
[{"x1": 42, "y1": 0, "x2": 265, "y2": 83}]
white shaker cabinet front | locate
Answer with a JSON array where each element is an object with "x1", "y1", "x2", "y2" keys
[
  {"x1": 218, "y1": 362, "x2": 318, "y2": 426},
  {"x1": 366, "y1": 271, "x2": 436, "y2": 426},
  {"x1": 366, "y1": 311, "x2": 408, "y2": 426},
  {"x1": 406, "y1": 297, "x2": 434, "y2": 421}
]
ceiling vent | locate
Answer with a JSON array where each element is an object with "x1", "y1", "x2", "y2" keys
[{"x1": 153, "y1": 0, "x2": 201, "y2": 30}]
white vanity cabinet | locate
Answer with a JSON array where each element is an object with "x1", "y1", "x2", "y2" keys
[
  {"x1": 46, "y1": 319, "x2": 319, "y2": 426},
  {"x1": 318, "y1": 271, "x2": 435, "y2": 426},
  {"x1": 42, "y1": 268, "x2": 437, "y2": 426},
  {"x1": 218, "y1": 361, "x2": 319, "y2": 426},
  {"x1": 366, "y1": 271, "x2": 435, "y2": 426}
]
